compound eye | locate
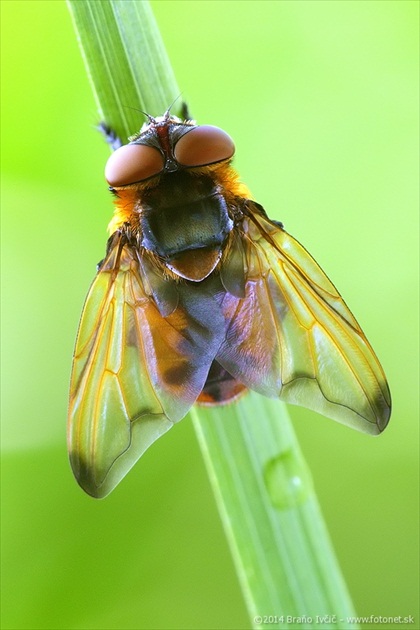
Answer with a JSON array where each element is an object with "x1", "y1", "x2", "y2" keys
[
  {"x1": 174, "y1": 125, "x2": 235, "y2": 167},
  {"x1": 105, "y1": 143, "x2": 164, "y2": 186}
]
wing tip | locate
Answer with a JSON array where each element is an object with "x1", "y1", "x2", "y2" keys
[
  {"x1": 69, "y1": 452, "x2": 115, "y2": 499},
  {"x1": 373, "y1": 404, "x2": 391, "y2": 435}
]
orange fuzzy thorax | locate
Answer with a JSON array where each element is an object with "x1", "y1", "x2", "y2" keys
[{"x1": 107, "y1": 161, "x2": 252, "y2": 235}]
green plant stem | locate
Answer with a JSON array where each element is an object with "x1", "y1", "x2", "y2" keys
[
  {"x1": 67, "y1": 1, "x2": 359, "y2": 627},
  {"x1": 68, "y1": 0, "x2": 181, "y2": 141},
  {"x1": 191, "y1": 393, "x2": 357, "y2": 628}
]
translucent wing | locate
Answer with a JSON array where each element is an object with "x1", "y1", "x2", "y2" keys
[
  {"x1": 68, "y1": 232, "x2": 225, "y2": 497},
  {"x1": 217, "y1": 202, "x2": 391, "y2": 434}
]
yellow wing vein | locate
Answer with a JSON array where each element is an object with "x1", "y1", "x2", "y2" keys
[{"x1": 240, "y1": 209, "x2": 390, "y2": 431}]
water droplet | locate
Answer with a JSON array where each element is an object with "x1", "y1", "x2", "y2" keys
[{"x1": 264, "y1": 450, "x2": 313, "y2": 509}]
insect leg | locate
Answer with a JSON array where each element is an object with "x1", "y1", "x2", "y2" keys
[{"x1": 97, "y1": 122, "x2": 124, "y2": 150}]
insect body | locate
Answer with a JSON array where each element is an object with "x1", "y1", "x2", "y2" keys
[{"x1": 68, "y1": 111, "x2": 391, "y2": 497}]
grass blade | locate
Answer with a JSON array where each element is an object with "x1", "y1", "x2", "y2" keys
[
  {"x1": 68, "y1": 0, "x2": 180, "y2": 140},
  {"x1": 191, "y1": 393, "x2": 357, "y2": 628}
]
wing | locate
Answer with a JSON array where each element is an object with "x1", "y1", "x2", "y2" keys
[
  {"x1": 68, "y1": 232, "x2": 225, "y2": 498},
  {"x1": 216, "y1": 202, "x2": 391, "y2": 434}
]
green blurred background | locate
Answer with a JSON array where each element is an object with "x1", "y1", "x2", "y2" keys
[{"x1": 1, "y1": 1, "x2": 418, "y2": 628}]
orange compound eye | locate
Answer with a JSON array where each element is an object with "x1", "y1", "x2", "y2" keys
[
  {"x1": 105, "y1": 143, "x2": 164, "y2": 186},
  {"x1": 174, "y1": 125, "x2": 235, "y2": 167}
]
